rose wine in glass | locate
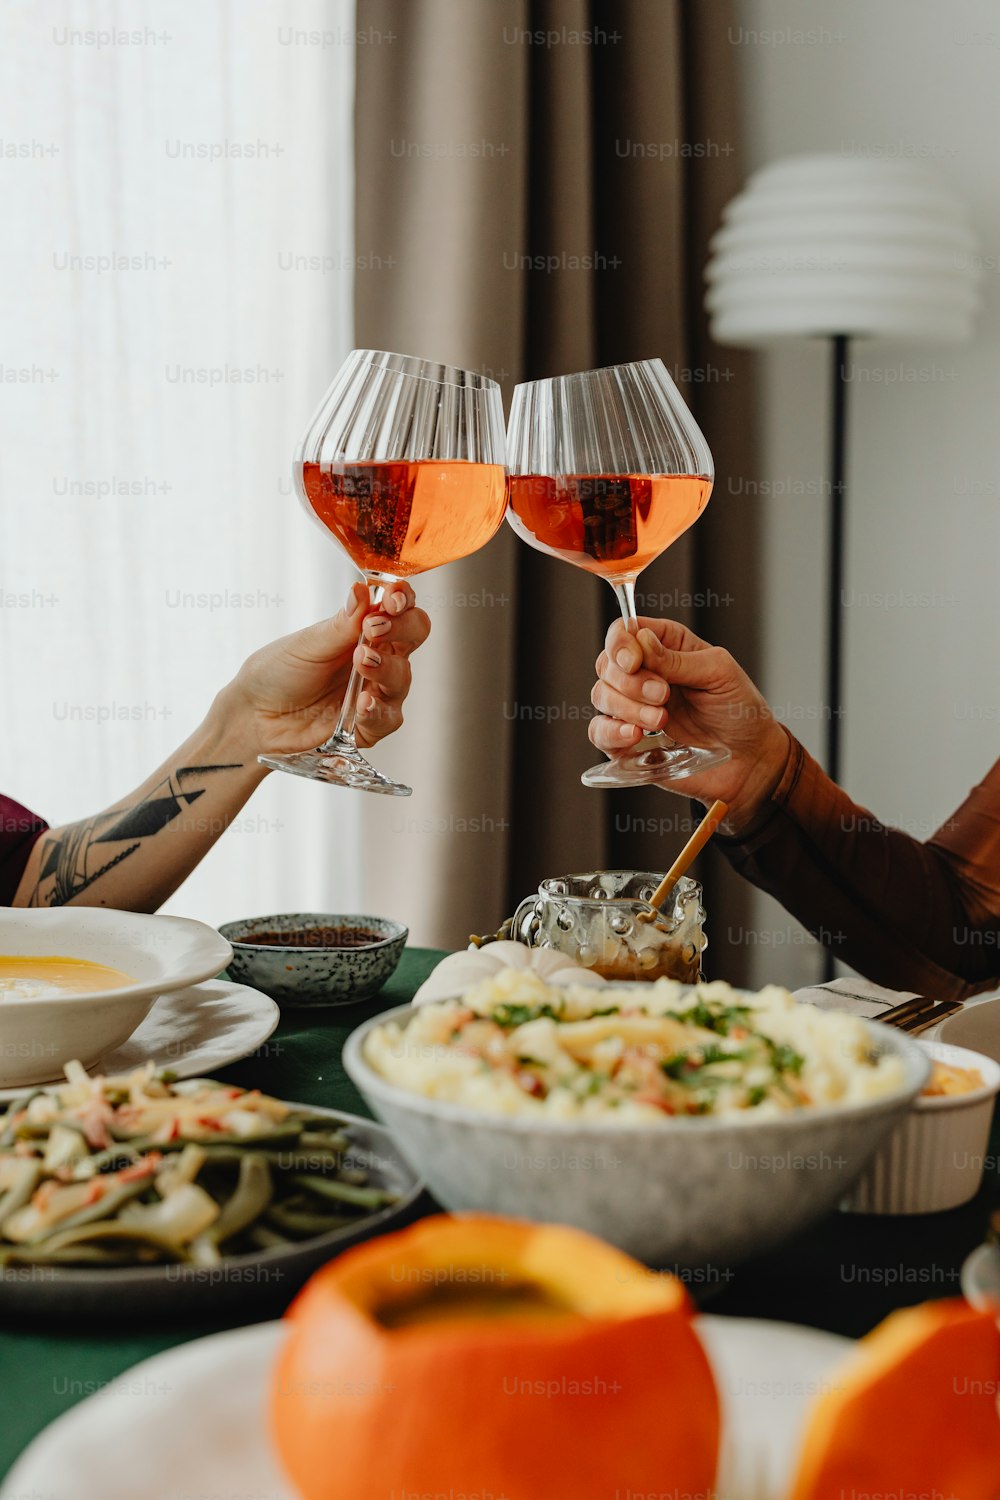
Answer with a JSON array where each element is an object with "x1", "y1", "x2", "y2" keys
[
  {"x1": 300, "y1": 461, "x2": 508, "y2": 578},
  {"x1": 259, "y1": 350, "x2": 508, "y2": 796},
  {"x1": 506, "y1": 360, "x2": 730, "y2": 788}
]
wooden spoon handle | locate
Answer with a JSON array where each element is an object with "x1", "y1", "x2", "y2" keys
[{"x1": 638, "y1": 799, "x2": 729, "y2": 922}]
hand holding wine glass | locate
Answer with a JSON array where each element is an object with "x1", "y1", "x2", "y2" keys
[
  {"x1": 228, "y1": 580, "x2": 430, "y2": 759},
  {"x1": 588, "y1": 614, "x2": 789, "y2": 827},
  {"x1": 505, "y1": 358, "x2": 731, "y2": 788},
  {"x1": 260, "y1": 350, "x2": 508, "y2": 795}
]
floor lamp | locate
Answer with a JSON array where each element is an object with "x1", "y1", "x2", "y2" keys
[{"x1": 704, "y1": 154, "x2": 981, "y2": 977}]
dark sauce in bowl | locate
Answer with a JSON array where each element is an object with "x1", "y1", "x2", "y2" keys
[{"x1": 242, "y1": 926, "x2": 384, "y2": 950}]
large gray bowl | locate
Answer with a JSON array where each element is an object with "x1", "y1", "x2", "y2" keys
[{"x1": 344, "y1": 1002, "x2": 930, "y2": 1269}]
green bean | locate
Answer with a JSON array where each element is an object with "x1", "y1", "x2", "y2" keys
[
  {"x1": 2, "y1": 1221, "x2": 188, "y2": 1264},
  {"x1": 290, "y1": 1174, "x2": 397, "y2": 1211},
  {"x1": 292, "y1": 1113, "x2": 350, "y2": 1127},
  {"x1": 6, "y1": 1121, "x2": 53, "y2": 1141},
  {"x1": 209, "y1": 1155, "x2": 273, "y2": 1245},
  {"x1": 246, "y1": 1222, "x2": 290, "y2": 1250},
  {"x1": 259, "y1": 1150, "x2": 347, "y2": 1172},
  {"x1": 2, "y1": 1245, "x2": 137, "y2": 1267},
  {"x1": 264, "y1": 1202, "x2": 354, "y2": 1238},
  {"x1": 297, "y1": 1129, "x2": 351, "y2": 1152},
  {"x1": 336, "y1": 1168, "x2": 370, "y2": 1186},
  {"x1": 114, "y1": 1122, "x2": 305, "y2": 1153}
]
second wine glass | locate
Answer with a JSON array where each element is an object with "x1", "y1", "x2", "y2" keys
[
  {"x1": 506, "y1": 358, "x2": 731, "y2": 788},
  {"x1": 259, "y1": 350, "x2": 508, "y2": 796}
]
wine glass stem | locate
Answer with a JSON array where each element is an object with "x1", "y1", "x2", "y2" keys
[
  {"x1": 611, "y1": 577, "x2": 639, "y2": 634},
  {"x1": 610, "y1": 577, "x2": 663, "y2": 742},
  {"x1": 320, "y1": 580, "x2": 384, "y2": 752}
]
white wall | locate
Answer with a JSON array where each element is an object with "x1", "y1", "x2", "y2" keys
[{"x1": 732, "y1": 0, "x2": 1000, "y2": 988}]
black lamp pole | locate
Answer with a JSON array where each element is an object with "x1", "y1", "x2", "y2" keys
[
  {"x1": 826, "y1": 334, "x2": 849, "y2": 784},
  {"x1": 823, "y1": 333, "x2": 849, "y2": 981}
]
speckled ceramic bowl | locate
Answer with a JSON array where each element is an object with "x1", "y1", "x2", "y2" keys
[
  {"x1": 344, "y1": 1001, "x2": 929, "y2": 1270},
  {"x1": 218, "y1": 913, "x2": 407, "y2": 1008}
]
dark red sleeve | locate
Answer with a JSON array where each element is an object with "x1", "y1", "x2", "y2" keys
[
  {"x1": 0, "y1": 795, "x2": 48, "y2": 905},
  {"x1": 717, "y1": 737, "x2": 1000, "y2": 1001}
]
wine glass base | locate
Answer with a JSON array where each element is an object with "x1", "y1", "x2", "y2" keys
[
  {"x1": 257, "y1": 748, "x2": 412, "y2": 797},
  {"x1": 581, "y1": 736, "x2": 731, "y2": 789}
]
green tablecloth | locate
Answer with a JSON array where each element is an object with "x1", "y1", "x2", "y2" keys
[{"x1": 2, "y1": 944, "x2": 997, "y2": 1479}]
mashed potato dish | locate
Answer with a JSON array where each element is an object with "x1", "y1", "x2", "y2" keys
[{"x1": 365, "y1": 972, "x2": 907, "y2": 1122}]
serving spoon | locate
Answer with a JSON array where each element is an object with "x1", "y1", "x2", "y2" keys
[{"x1": 636, "y1": 799, "x2": 729, "y2": 925}]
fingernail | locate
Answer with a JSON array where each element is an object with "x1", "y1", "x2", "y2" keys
[
  {"x1": 366, "y1": 617, "x2": 391, "y2": 638},
  {"x1": 641, "y1": 706, "x2": 664, "y2": 729},
  {"x1": 615, "y1": 649, "x2": 633, "y2": 671},
  {"x1": 642, "y1": 679, "x2": 667, "y2": 704},
  {"x1": 385, "y1": 590, "x2": 406, "y2": 615},
  {"x1": 619, "y1": 722, "x2": 634, "y2": 740},
  {"x1": 358, "y1": 692, "x2": 376, "y2": 714},
  {"x1": 361, "y1": 647, "x2": 381, "y2": 667},
  {"x1": 346, "y1": 583, "x2": 362, "y2": 613}
]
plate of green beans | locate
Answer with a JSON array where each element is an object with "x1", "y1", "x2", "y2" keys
[{"x1": 0, "y1": 1060, "x2": 424, "y2": 1318}]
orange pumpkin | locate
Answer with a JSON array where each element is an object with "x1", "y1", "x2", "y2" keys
[
  {"x1": 270, "y1": 1214, "x2": 720, "y2": 1500},
  {"x1": 790, "y1": 1298, "x2": 1000, "y2": 1500}
]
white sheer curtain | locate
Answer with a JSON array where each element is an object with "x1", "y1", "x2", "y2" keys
[{"x1": 0, "y1": 0, "x2": 362, "y2": 924}]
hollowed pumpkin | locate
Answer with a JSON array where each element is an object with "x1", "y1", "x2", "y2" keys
[
  {"x1": 270, "y1": 1213, "x2": 719, "y2": 1500},
  {"x1": 789, "y1": 1297, "x2": 1000, "y2": 1500}
]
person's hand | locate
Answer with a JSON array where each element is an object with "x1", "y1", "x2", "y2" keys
[
  {"x1": 589, "y1": 617, "x2": 790, "y2": 831},
  {"x1": 217, "y1": 582, "x2": 431, "y2": 761}
]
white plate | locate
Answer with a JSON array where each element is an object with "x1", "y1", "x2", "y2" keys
[
  {"x1": 0, "y1": 1314, "x2": 852, "y2": 1500},
  {"x1": 938, "y1": 994, "x2": 1000, "y2": 1064},
  {"x1": 0, "y1": 979, "x2": 279, "y2": 1100}
]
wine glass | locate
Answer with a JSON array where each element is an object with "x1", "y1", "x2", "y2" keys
[
  {"x1": 506, "y1": 358, "x2": 730, "y2": 788},
  {"x1": 259, "y1": 350, "x2": 508, "y2": 796}
]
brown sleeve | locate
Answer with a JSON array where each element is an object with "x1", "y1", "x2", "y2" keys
[{"x1": 717, "y1": 736, "x2": 1000, "y2": 1001}]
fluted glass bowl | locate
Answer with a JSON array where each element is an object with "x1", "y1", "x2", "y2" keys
[{"x1": 512, "y1": 870, "x2": 706, "y2": 983}]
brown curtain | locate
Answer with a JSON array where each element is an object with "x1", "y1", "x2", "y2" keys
[{"x1": 354, "y1": 0, "x2": 761, "y2": 982}]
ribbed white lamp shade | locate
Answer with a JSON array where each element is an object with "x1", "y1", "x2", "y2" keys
[{"x1": 705, "y1": 155, "x2": 982, "y2": 346}]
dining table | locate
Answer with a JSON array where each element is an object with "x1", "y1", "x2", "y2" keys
[{"x1": 2, "y1": 943, "x2": 998, "y2": 1480}]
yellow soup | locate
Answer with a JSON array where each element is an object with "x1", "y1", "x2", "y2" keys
[{"x1": 0, "y1": 955, "x2": 135, "y2": 1000}]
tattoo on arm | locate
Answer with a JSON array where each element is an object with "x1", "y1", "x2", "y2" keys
[{"x1": 27, "y1": 764, "x2": 243, "y2": 907}]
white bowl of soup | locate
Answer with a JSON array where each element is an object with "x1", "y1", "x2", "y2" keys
[{"x1": 0, "y1": 908, "x2": 232, "y2": 1087}]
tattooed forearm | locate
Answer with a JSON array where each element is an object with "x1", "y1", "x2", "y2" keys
[{"x1": 27, "y1": 764, "x2": 243, "y2": 907}]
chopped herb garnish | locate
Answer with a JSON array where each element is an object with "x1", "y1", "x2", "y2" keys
[
  {"x1": 764, "y1": 1039, "x2": 806, "y2": 1075},
  {"x1": 662, "y1": 1043, "x2": 749, "y2": 1082},
  {"x1": 492, "y1": 1002, "x2": 563, "y2": 1029},
  {"x1": 698, "y1": 1043, "x2": 749, "y2": 1069},
  {"x1": 587, "y1": 1073, "x2": 610, "y2": 1094},
  {"x1": 674, "y1": 999, "x2": 752, "y2": 1036},
  {"x1": 662, "y1": 1053, "x2": 691, "y2": 1081}
]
